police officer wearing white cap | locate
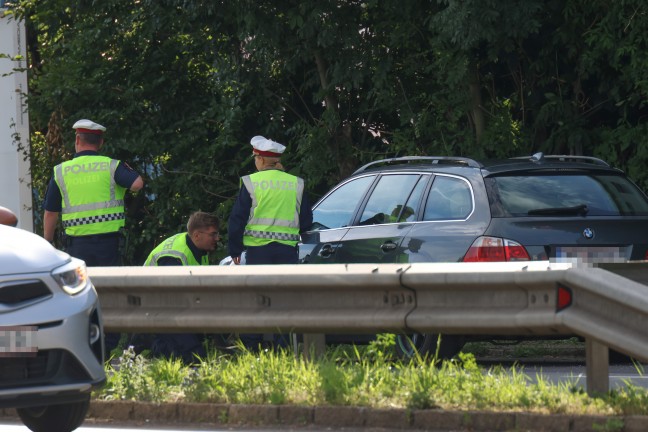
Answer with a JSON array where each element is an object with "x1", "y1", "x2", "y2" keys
[
  {"x1": 43, "y1": 119, "x2": 144, "y2": 266},
  {"x1": 228, "y1": 135, "x2": 313, "y2": 266},
  {"x1": 228, "y1": 136, "x2": 313, "y2": 349}
]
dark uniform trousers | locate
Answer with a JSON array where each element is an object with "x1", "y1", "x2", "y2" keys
[
  {"x1": 67, "y1": 232, "x2": 121, "y2": 353},
  {"x1": 242, "y1": 242, "x2": 298, "y2": 349},
  {"x1": 245, "y1": 242, "x2": 299, "y2": 265},
  {"x1": 66, "y1": 233, "x2": 121, "y2": 267}
]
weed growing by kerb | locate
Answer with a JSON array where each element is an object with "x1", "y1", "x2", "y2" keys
[{"x1": 98, "y1": 340, "x2": 647, "y2": 416}]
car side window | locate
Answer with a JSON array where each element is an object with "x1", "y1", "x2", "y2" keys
[
  {"x1": 423, "y1": 175, "x2": 473, "y2": 220},
  {"x1": 358, "y1": 174, "x2": 421, "y2": 225},
  {"x1": 311, "y1": 175, "x2": 375, "y2": 230}
]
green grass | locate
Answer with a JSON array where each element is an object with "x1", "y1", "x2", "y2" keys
[{"x1": 97, "y1": 337, "x2": 648, "y2": 416}]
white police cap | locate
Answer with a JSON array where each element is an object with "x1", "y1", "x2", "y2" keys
[
  {"x1": 73, "y1": 119, "x2": 106, "y2": 135},
  {"x1": 250, "y1": 135, "x2": 286, "y2": 157}
]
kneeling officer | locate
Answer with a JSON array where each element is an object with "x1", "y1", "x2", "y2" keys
[{"x1": 142, "y1": 211, "x2": 220, "y2": 360}]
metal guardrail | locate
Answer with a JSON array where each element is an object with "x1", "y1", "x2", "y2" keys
[{"x1": 89, "y1": 261, "x2": 648, "y2": 396}]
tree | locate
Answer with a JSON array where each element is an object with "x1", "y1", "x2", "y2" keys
[{"x1": 11, "y1": 0, "x2": 648, "y2": 263}]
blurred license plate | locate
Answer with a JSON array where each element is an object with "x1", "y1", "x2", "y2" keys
[
  {"x1": 0, "y1": 326, "x2": 37, "y2": 357},
  {"x1": 552, "y1": 246, "x2": 628, "y2": 264}
]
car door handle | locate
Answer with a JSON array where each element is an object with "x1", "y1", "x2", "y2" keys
[
  {"x1": 380, "y1": 241, "x2": 398, "y2": 252},
  {"x1": 318, "y1": 244, "x2": 336, "y2": 258}
]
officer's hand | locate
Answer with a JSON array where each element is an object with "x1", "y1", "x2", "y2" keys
[{"x1": 233, "y1": 256, "x2": 241, "y2": 265}]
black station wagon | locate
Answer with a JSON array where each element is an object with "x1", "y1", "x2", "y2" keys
[{"x1": 299, "y1": 153, "x2": 648, "y2": 358}]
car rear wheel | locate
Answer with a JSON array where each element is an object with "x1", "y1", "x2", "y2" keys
[
  {"x1": 395, "y1": 333, "x2": 464, "y2": 360},
  {"x1": 17, "y1": 395, "x2": 90, "y2": 432}
]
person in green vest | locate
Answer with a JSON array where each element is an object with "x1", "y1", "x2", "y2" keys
[
  {"x1": 228, "y1": 135, "x2": 312, "y2": 265},
  {"x1": 43, "y1": 119, "x2": 144, "y2": 266},
  {"x1": 227, "y1": 135, "x2": 313, "y2": 350},
  {"x1": 141, "y1": 211, "x2": 220, "y2": 360},
  {"x1": 144, "y1": 211, "x2": 220, "y2": 266},
  {"x1": 43, "y1": 119, "x2": 144, "y2": 355}
]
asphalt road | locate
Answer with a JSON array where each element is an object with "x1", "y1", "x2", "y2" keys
[
  {"x1": 515, "y1": 362, "x2": 648, "y2": 390},
  {"x1": 472, "y1": 343, "x2": 648, "y2": 390}
]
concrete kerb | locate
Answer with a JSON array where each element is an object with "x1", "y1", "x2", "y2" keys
[{"x1": 2, "y1": 401, "x2": 647, "y2": 431}]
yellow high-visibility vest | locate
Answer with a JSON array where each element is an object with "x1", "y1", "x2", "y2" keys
[
  {"x1": 144, "y1": 233, "x2": 207, "y2": 266},
  {"x1": 54, "y1": 155, "x2": 126, "y2": 236},
  {"x1": 242, "y1": 170, "x2": 304, "y2": 247}
]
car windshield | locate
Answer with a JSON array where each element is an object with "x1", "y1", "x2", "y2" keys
[{"x1": 487, "y1": 173, "x2": 648, "y2": 217}]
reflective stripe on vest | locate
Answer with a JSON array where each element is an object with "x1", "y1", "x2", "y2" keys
[
  {"x1": 243, "y1": 229, "x2": 300, "y2": 241},
  {"x1": 63, "y1": 212, "x2": 125, "y2": 228},
  {"x1": 54, "y1": 156, "x2": 127, "y2": 235},
  {"x1": 144, "y1": 233, "x2": 208, "y2": 266},
  {"x1": 148, "y1": 249, "x2": 190, "y2": 266},
  {"x1": 241, "y1": 171, "x2": 303, "y2": 247}
]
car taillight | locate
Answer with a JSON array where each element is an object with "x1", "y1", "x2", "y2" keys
[{"x1": 462, "y1": 236, "x2": 531, "y2": 262}]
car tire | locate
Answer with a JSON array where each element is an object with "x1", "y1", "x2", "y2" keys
[
  {"x1": 395, "y1": 333, "x2": 464, "y2": 361},
  {"x1": 17, "y1": 395, "x2": 90, "y2": 432}
]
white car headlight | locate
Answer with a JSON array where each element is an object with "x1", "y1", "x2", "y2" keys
[{"x1": 52, "y1": 260, "x2": 89, "y2": 295}]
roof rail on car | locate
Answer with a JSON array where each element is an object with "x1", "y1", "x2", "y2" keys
[
  {"x1": 511, "y1": 152, "x2": 610, "y2": 167},
  {"x1": 353, "y1": 156, "x2": 482, "y2": 175}
]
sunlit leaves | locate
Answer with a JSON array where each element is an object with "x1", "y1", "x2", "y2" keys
[{"x1": 10, "y1": 0, "x2": 648, "y2": 263}]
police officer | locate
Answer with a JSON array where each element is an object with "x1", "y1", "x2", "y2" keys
[
  {"x1": 228, "y1": 136, "x2": 312, "y2": 350},
  {"x1": 142, "y1": 211, "x2": 220, "y2": 360},
  {"x1": 43, "y1": 119, "x2": 144, "y2": 266},
  {"x1": 228, "y1": 135, "x2": 313, "y2": 265},
  {"x1": 145, "y1": 211, "x2": 220, "y2": 266}
]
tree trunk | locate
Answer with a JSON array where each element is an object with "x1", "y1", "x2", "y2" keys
[
  {"x1": 469, "y1": 63, "x2": 485, "y2": 145},
  {"x1": 314, "y1": 51, "x2": 356, "y2": 180}
]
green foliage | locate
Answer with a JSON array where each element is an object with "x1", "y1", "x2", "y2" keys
[
  {"x1": 592, "y1": 417, "x2": 625, "y2": 432},
  {"x1": 98, "y1": 345, "x2": 648, "y2": 416},
  {"x1": 7, "y1": 0, "x2": 648, "y2": 255},
  {"x1": 183, "y1": 344, "x2": 323, "y2": 405},
  {"x1": 365, "y1": 333, "x2": 397, "y2": 362},
  {"x1": 103, "y1": 346, "x2": 188, "y2": 402},
  {"x1": 609, "y1": 381, "x2": 648, "y2": 416}
]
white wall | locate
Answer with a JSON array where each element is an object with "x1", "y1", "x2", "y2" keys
[{"x1": 0, "y1": 10, "x2": 32, "y2": 231}]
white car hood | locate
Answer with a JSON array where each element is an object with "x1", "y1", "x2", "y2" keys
[{"x1": 0, "y1": 226, "x2": 71, "y2": 274}]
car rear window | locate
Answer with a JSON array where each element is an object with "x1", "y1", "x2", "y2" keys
[{"x1": 486, "y1": 173, "x2": 648, "y2": 217}]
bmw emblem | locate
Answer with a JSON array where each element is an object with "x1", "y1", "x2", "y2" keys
[{"x1": 582, "y1": 228, "x2": 595, "y2": 239}]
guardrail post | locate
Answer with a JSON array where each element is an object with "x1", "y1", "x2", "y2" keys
[
  {"x1": 302, "y1": 334, "x2": 326, "y2": 360},
  {"x1": 585, "y1": 338, "x2": 609, "y2": 396}
]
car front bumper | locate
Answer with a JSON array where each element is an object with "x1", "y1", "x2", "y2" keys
[{"x1": 0, "y1": 280, "x2": 106, "y2": 408}]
